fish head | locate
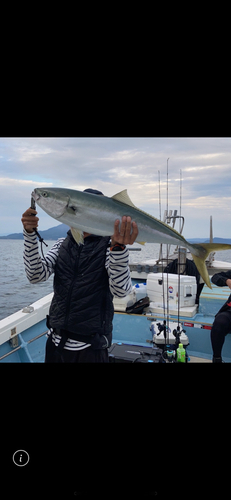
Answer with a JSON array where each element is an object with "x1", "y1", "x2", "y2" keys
[
  {"x1": 32, "y1": 187, "x2": 71, "y2": 219},
  {"x1": 31, "y1": 186, "x2": 112, "y2": 236}
]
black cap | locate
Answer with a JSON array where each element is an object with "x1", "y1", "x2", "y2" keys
[{"x1": 83, "y1": 188, "x2": 104, "y2": 195}]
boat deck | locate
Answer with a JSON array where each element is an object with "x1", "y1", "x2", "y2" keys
[
  {"x1": 0, "y1": 283, "x2": 230, "y2": 362},
  {"x1": 189, "y1": 356, "x2": 211, "y2": 363},
  {"x1": 0, "y1": 328, "x2": 213, "y2": 362}
]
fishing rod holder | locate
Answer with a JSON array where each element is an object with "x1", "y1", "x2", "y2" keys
[
  {"x1": 163, "y1": 210, "x2": 185, "y2": 235},
  {"x1": 158, "y1": 210, "x2": 185, "y2": 262},
  {"x1": 177, "y1": 247, "x2": 187, "y2": 274}
]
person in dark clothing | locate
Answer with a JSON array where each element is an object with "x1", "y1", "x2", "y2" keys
[
  {"x1": 210, "y1": 270, "x2": 231, "y2": 362},
  {"x1": 21, "y1": 188, "x2": 139, "y2": 363}
]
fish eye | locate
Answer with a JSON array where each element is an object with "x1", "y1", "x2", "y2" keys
[{"x1": 42, "y1": 191, "x2": 48, "y2": 197}]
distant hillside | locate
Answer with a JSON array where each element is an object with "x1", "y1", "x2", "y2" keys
[
  {"x1": 187, "y1": 237, "x2": 231, "y2": 244},
  {"x1": 1, "y1": 227, "x2": 231, "y2": 245},
  {"x1": 0, "y1": 224, "x2": 70, "y2": 240}
]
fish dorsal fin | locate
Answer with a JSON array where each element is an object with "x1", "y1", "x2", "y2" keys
[
  {"x1": 111, "y1": 189, "x2": 157, "y2": 221},
  {"x1": 111, "y1": 189, "x2": 188, "y2": 243},
  {"x1": 111, "y1": 189, "x2": 137, "y2": 208}
]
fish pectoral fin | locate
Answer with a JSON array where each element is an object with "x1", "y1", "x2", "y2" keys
[
  {"x1": 111, "y1": 189, "x2": 137, "y2": 208},
  {"x1": 70, "y1": 228, "x2": 84, "y2": 245}
]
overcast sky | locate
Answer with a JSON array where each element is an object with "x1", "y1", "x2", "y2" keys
[{"x1": 0, "y1": 137, "x2": 230, "y2": 239}]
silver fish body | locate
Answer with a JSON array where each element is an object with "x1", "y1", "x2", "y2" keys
[
  {"x1": 33, "y1": 187, "x2": 189, "y2": 246},
  {"x1": 32, "y1": 187, "x2": 231, "y2": 288}
]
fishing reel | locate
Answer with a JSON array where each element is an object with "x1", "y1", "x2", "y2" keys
[
  {"x1": 156, "y1": 321, "x2": 167, "y2": 339},
  {"x1": 172, "y1": 325, "x2": 186, "y2": 347},
  {"x1": 156, "y1": 321, "x2": 166, "y2": 334}
]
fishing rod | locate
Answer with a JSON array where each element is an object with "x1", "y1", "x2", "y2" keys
[
  {"x1": 157, "y1": 169, "x2": 167, "y2": 348},
  {"x1": 178, "y1": 171, "x2": 182, "y2": 329},
  {"x1": 174, "y1": 172, "x2": 186, "y2": 349},
  {"x1": 161, "y1": 165, "x2": 185, "y2": 356},
  {"x1": 166, "y1": 158, "x2": 170, "y2": 344},
  {"x1": 150, "y1": 166, "x2": 188, "y2": 360},
  {"x1": 30, "y1": 196, "x2": 48, "y2": 259}
]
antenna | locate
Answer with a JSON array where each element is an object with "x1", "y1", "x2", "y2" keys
[
  {"x1": 210, "y1": 215, "x2": 213, "y2": 243},
  {"x1": 166, "y1": 158, "x2": 169, "y2": 215},
  {"x1": 158, "y1": 170, "x2": 161, "y2": 220},
  {"x1": 180, "y1": 169, "x2": 182, "y2": 218}
]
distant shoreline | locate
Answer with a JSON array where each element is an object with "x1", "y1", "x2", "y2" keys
[
  {"x1": 0, "y1": 223, "x2": 70, "y2": 240},
  {"x1": 0, "y1": 224, "x2": 231, "y2": 245}
]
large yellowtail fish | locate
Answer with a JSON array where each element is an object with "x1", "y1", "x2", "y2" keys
[{"x1": 32, "y1": 187, "x2": 231, "y2": 289}]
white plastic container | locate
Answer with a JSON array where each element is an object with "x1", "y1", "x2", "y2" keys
[
  {"x1": 113, "y1": 290, "x2": 137, "y2": 312},
  {"x1": 147, "y1": 273, "x2": 197, "y2": 308},
  {"x1": 133, "y1": 283, "x2": 147, "y2": 300}
]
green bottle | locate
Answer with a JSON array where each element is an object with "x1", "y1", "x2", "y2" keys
[{"x1": 177, "y1": 343, "x2": 185, "y2": 363}]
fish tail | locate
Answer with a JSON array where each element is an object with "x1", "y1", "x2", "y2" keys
[{"x1": 190, "y1": 243, "x2": 231, "y2": 289}]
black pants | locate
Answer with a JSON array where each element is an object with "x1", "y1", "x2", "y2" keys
[
  {"x1": 210, "y1": 311, "x2": 231, "y2": 357},
  {"x1": 45, "y1": 334, "x2": 109, "y2": 363}
]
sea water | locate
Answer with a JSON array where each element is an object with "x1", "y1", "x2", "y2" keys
[
  {"x1": 0, "y1": 239, "x2": 55, "y2": 320},
  {"x1": 0, "y1": 239, "x2": 231, "y2": 321}
]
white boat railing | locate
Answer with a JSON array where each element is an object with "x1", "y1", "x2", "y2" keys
[{"x1": 0, "y1": 292, "x2": 54, "y2": 347}]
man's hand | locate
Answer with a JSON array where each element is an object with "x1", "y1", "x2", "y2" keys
[
  {"x1": 21, "y1": 208, "x2": 39, "y2": 233},
  {"x1": 226, "y1": 279, "x2": 231, "y2": 289},
  {"x1": 111, "y1": 216, "x2": 139, "y2": 246}
]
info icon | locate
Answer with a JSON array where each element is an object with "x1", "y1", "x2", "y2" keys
[{"x1": 12, "y1": 450, "x2": 30, "y2": 467}]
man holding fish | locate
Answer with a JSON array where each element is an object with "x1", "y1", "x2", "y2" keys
[
  {"x1": 22, "y1": 185, "x2": 231, "y2": 363},
  {"x1": 21, "y1": 188, "x2": 138, "y2": 362}
]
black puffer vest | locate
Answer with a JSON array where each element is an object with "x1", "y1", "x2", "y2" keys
[{"x1": 48, "y1": 231, "x2": 114, "y2": 347}]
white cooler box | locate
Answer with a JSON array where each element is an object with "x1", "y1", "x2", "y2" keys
[
  {"x1": 147, "y1": 273, "x2": 197, "y2": 308},
  {"x1": 149, "y1": 302, "x2": 198, "y2": 318},
  {"x1": 151, "y1": 320, "x2": 189, "y2": 346}
]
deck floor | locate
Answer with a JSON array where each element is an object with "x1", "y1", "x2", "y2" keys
[{"x1": 189, "y1": 356, "x2": 211, "y2": 363}]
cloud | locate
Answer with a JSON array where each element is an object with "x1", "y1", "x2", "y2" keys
[
  {"x1": 2, "y1": 141, "x2": 55, "y2": 163},
  {"x1": 0, "y1": 177, "x2": 53, "y2": 186},
  {"x1": 1, "y1": 137, "x2": 231, "y2": 236},
  {"x1": 16, "y1": 147, "x2": 54, "y2": 163},
  {"x1": 98, "y1": 149, "x2": 142, "y2": 161},
  {"x1": 184, "y1": 164, "x2": 229, "y2": 172}
]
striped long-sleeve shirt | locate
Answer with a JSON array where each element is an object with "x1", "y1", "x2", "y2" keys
[{"x1": 23, "y1": 229, "x2": 132, "y2": 350}]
